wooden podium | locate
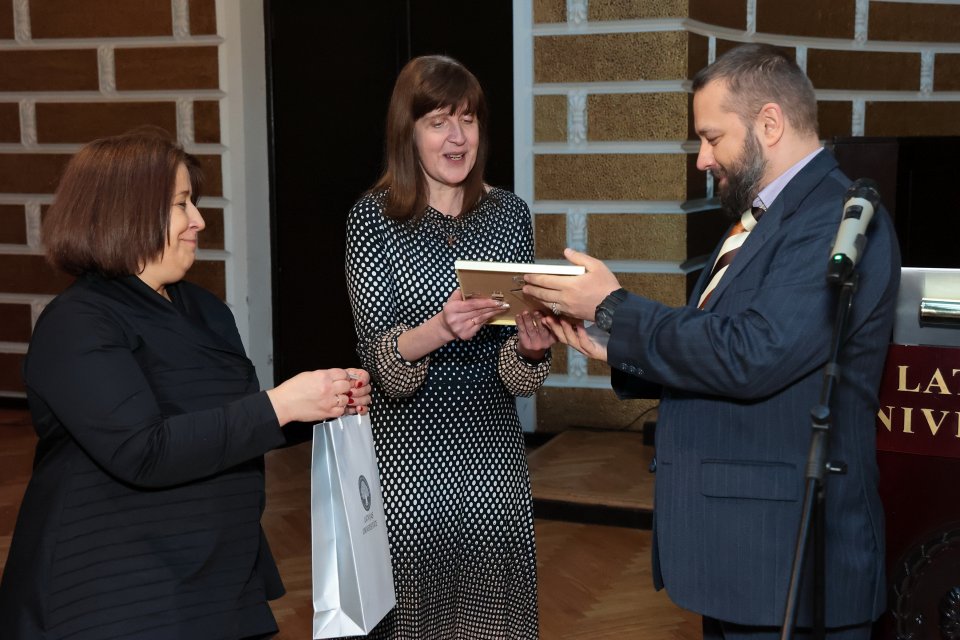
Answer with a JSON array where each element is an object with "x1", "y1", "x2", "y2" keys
[
  {"x1": 873, "y1": 268, "x2": 960, "y2": 639},
  {"x1": 831, "y1": 137, "x2": 960, "y2": 638}
]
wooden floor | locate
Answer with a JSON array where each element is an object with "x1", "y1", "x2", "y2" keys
[
  {"x1": 0, "y1": 408, "x2": 698, "y2": 639},
  {"x1": 528, "y1": 430, "x2": 654, "y2": 510}
]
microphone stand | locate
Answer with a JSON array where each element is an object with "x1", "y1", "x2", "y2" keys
[{"x1": 780, "y1": 271, "x2": 858, "y2": 640}]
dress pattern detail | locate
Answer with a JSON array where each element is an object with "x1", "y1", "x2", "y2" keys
[{"x1": 346, "y1": 188, "x2": 543, "y2": 639}]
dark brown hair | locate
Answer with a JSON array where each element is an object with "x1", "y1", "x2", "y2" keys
[
  {"x1": 692, "y1": 43, "x2": 819, "y2": 137},
  {"x1": 43, "y1": 127, "x2": 202, "y2": 277},
  {"x1": 371, "y1": 55, "x2": 489, "y2": 221}
]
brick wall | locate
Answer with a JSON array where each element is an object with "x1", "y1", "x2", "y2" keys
[
  {"x1": 3, "y1": 0, "x2": 957, "y2": 407},
  {"x1": 520, "y1": 0, "x2": 960, "y2": 431},
  {"x1": 0, "y1": 0, "x2": 238, "y2": 397}
]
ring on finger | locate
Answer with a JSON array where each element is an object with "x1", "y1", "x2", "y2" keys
[{"x1": 550, "y1": 302, "x2": 560, "y2": 315}]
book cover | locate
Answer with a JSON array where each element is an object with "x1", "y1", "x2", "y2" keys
[{"x1": 454, "y1": 260, "x2": 585, "y2": 325}]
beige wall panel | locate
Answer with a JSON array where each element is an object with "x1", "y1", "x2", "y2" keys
[
  {"x1": 535, "y1": 95, "x2": 567, "y2": 143},
  {"x1": 807, "y1": 50, "x2": 920, "y2": 92},
  {"x1": 588, "y1": 93, "x2": 687, "y2": 141},
  {"x1": 818, "y1": 101, "x2": 852, "y2": 140},
  {"x1": 756, "y1": 0, "x2": 854, "y2": 39},
  {"x1": 534, "y1": 0, "x2": 566, "y2": 23},
  {"x1": 534, "y1": 213, "x2": 567, "y2": 260},
  {"x1": 588, "y1": 214, "x2": 686, "y2": 261},
  {"x1": 618, "y1": 272, "x2": 688, "y2": 307},
  {"x1": 865, "y1": 102, "x2": 960, "y2": 137},
  {"x1": 587, "y1": 358, "x2": 612, "y2": 377},
  {"x1": 36, "y1": 102, "x2": 177, "y2": 143},
  {"x1": 535, "y1": 32, "x2": 690, "y2": 83},
  {"x1": 536, "y1": 386, "x2": 659, "y2": 431},
  {"x1": 870, "y1": 2, "x2": 960, "y2": 43},
  {"x1": 550, "y1": 344, "x2": 568, "y2": 375},
  {"x1": 30, "y1": 0, "x2": 172, "y2": 38},
  {"x1": 934, "y1": 54, "x2": 960, "y2": 92},
  {"x1": 589, "y1": 0, "x2": 687, "y2": 21},
  {"x1": 535, "y1": 154, "x2": 688, "y2": 201}
]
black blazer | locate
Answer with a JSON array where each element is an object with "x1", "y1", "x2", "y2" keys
[
  {"x1": 609, "y1": 150, "x2": 900, "y2": 627},
  {"x1": 0, "y1": 274, "x2": 288, "y2": 640}
]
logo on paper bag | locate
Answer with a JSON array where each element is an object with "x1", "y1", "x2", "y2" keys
[{"x1": 359, "y1": 475, "x2": 372, "y2": 511}]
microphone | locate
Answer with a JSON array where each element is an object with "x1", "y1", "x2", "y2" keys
[{"x1": 826, "y1": 178, "x2": 881, "y2": 284}]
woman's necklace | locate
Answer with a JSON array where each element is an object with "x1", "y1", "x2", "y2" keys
[{"x1": 429, "y1": 208, "x2": 463, "y2": 248}]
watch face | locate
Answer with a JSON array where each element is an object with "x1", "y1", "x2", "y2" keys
[{"x1": 596, "y1": 307, "x2": 613, "y2": 331}]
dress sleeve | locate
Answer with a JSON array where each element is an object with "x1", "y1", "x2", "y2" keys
[
  {"x1": 23, "y1": 299, "x2": 285, "y2": 489},
  {"x1": 497, "y1": 334, "x2": 551, "y2": 396},
  {"x1": 345, "y1": 195, "x2": 430, "y2": 397}
]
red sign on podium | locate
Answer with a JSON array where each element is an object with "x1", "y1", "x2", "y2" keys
[
  {"x1": 874, "y1": 342, "x2": 960, "y2": 640},
  {"x1": 876, "y1": 343, "x2": 960, "y2": 458}
]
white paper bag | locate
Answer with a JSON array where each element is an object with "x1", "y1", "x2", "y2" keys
[{"x1": 311, "y1": 413, "x2": 396, "y2": 638}]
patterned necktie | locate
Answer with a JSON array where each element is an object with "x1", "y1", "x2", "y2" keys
[{"x1": 697, "y1": 205, "x2": 765, "y2": 309}]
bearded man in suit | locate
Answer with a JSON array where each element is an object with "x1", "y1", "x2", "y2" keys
[{"x1": 523, "y1": 43, "x2": 900, "y2": 639}]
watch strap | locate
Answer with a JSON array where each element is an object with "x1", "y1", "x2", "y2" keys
[{"x1": 595, "y1": 287, "x2": 627, "y2": 331}]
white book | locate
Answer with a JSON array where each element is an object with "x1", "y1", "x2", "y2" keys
[{"x1": 454, "y1": 260, "x2": 585, "y2": 325}]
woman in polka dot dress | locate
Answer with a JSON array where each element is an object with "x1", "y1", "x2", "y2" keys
[{"x1": 344, "y1": 55, "x2": 554, "y2": 639}]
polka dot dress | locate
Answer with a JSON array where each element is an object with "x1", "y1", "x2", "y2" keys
[{"x1": 345, "y1": 188, "x2": 547, "y2": 640}]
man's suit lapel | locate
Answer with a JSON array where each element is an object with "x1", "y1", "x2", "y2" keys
[{"x1": 698, "y1": 149, "x2": 839, "y2": 311}]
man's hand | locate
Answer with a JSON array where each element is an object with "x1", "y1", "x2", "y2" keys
[
  {"x1": 523, "y1": 247, "x2": 621, "y2": 321},
  {"x1": 542, "y1": 316, "x2": 608, "y2": 363}
]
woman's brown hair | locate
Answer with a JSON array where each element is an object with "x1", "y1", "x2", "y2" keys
[
  {"x1": 43, "y1": 127, "x2": 202, "y2": 277},
  {"x1": 371, "y1": 55, "x2": 489, "y2": 222}
]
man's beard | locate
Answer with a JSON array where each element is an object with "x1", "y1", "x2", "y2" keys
[{"x1": 714, "y1": 132, "x2": 767, "y2": 218}]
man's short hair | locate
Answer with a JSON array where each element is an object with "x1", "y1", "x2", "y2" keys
[{"x1": 692, "y1": 43, "x2": 819, "y2": 137}]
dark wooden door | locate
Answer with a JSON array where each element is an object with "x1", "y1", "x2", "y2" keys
[{"x1": 264, "y1": 1, "x2": 514, "y2": 384}]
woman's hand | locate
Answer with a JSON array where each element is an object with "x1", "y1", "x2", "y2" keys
[
  {"x1": 266, "y1": 367, "x2": 372, "y2": 426},
  {"x1": 515, "y1": 311, "x2": 555, "y2": 361},
  {"x1": 437, "y1": 288, "x2": 509, "y2": 341},
  {"x1": 343, "y1": 368, "x2": 372, "y2": 416}
]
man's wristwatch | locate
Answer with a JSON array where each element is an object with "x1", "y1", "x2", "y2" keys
[{"x1": 594, "y1": 288, "x2": 627, "y2": 333}]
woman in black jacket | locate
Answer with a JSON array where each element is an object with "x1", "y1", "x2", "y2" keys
[{"x1": 0, "y1": 129, "x2": 370, "y2": 639}]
